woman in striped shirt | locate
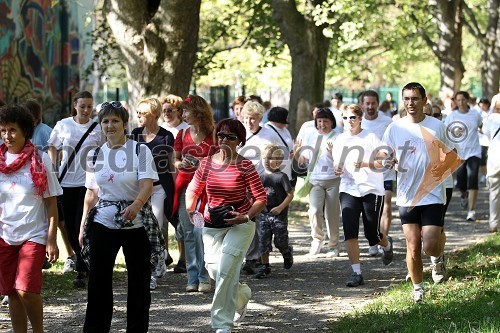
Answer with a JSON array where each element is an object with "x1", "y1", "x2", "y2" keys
[{"x1": 186, "y1": 118, "x2": 266, "y2": 333}]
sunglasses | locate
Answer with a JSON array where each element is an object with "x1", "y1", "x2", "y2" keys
[
  {"x1": 217, "y1": 132, "x2": 239, "y2": 141},
  {"x1": 342, "y1": 115, "x2": 359, "y2": 120},
  {"x1": 432, "y1": 113, "x2": 442, "y2": 118},
  {"x1": 101, "y1": 101, "x2": 123, "y2": 109}
]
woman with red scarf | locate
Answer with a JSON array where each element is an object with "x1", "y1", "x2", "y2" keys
[
  {"x1": 0, "y1": 104, "x2": 62, "y2": 333},
  {"x1": 173, "y1": 95, "x2": 217, "y2": 292}
]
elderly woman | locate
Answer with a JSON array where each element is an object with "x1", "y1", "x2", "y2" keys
[
  {"x1": 0, "y1": 104, "x2": 62, "y2": 333},
  {"x1": 173, "y1": 95, "x2": 216, "y2": 292},
  {"x1": 483, "y1": 98, "x2": 500, "y2": 233},
  {"x1": 48, "y1": 91, "x2": 104, "y2": 288},
  {"x1": 78, "y1": 101, "x2": 162, "y2": 332},
  {"x1": 297, "y1": 108, "x2": 341, "y2": 256},
  {"x1": 132, "y1": 98, "x2": 175, "y2": 290},
  {"x1": 186, "y1": 118, "x2": 266, "y2": 333},
  {"x1": 161, "y1": 94, "x2": 189, "y2": 139}
]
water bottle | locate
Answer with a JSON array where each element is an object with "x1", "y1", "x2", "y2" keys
[{"x1": 190, "y1": 211, "x2": 205, "y2": 228}]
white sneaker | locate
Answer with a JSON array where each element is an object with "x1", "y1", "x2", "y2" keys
[
  {"x1": 62, "y1": 255, "x2": 76, "y2": 274},
  {"x1": 150, "y1": 276, "x2": 158, "y2": 290},
  {"x1": 466, "y1": 210, "x2": 476, "y2": 221},
  {"x1": 308, "y1": 239, "x2": 322, "y2": 256},
  {"x1": 155, "y1": 260, "x2": 167, "y2": 279},
  {"x1": 234, "y1": 304, "x2": 247, "y2": 324},
  {"x1": 368, "y1": 245, "x2": 379, "y2": 256},
  {"x1": 326, "y1": 248, "x2": 339, "y2": 257},
  {"x1": 413, "y1": 288, "x2": 424, "y2": 302},
  {"x1": 198, "y1": 281, "x2": 211, "y2": 293},
  {"x1": 215, "y1": 329, "x2": 231, "y2": 333},
  {"x1": 431, "y1": 255, "x2": 447, "y2": 284}
]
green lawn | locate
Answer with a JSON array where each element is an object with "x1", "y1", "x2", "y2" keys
[{"x1": 328, "y1": 233, "x2": 500, "y2": 333}]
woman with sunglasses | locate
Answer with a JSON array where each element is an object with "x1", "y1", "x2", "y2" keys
[
  {"x1": 48, "y1": 91, "x2": 104, "y2": 288},
  {"x1": 186, "y1": 118, "x2": 266, "y2": 333},
  {"x1": 131, "y1": 98, "x2": 175, "y2": 290},
  {"x1": 296, "y1": 108, "x2": 341, "y2": 257},
  {"x1": 78, "y1": 101, "x2": 162, "y2": 333},
  {"x1": 173, "y1": 95, "x2": 217, "y2": 292},
  {"x1": 333, "y1": 104, "x2": 393, "y2": 287},
  {"x1": 0, "y1": 104, "x2": 62, "y2": 333}
]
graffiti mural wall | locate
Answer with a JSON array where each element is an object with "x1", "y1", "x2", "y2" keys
[{"x1": 0, "y1": 0, "x2": 93, "y2": 125}]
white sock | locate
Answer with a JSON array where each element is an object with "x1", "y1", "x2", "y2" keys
[
  {"x1": 351, "y1": 263, "x2": 361, "y2": 275},
  {"x1": 413, "y1": 282, "x2": 423, "y2": 291},
  {"x1": 431, "y1": 255, "x2": 443, "y2": 264}
]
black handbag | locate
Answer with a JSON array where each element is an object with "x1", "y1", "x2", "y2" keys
[{"x1": 208, "y1": 205, "x2": 235, "y2": 226}]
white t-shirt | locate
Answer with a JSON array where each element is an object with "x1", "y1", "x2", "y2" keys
[
  {"x1": 264, "y1": 122, "x2": 293, "y2": 180},
  {"x1": 478, "y1": 110, "x2": 491, "y2": 147},
  {"x1": 0, "y1": 152, "x2": 63, "y2": 245},
  {"x1": 333, "y1": 130, "x2": 385, "y2": 197},
  {"x1": 483, "y1": 113, "x2": 500, "y2": 176},
  {"x1": 362, "y1": 114, "x2": 395, "y2": 182},
  {"x1": 383, "y1": 116, "x2": 456, "y2": 207},
  {"x1": 161, "y1": 121, "x2": 189, "y2": 141},
  {"x1": 301, "y1": 129, "x2": 340, "y2": 184},
  {"x1": 444, "y1": 109, "x2": 482, "y2": 160},
  {"x1": 296, "y1": 120, "x2": 316, "y2": 143},
  {"x1": 85, "y1": 140, "x2": 158, "y2": 229},
  {"x1": 48, "y1": 117, "x2": 104, "y2": 187},
  {"x1": 239, "y1": 126, "x2": 279, "y2": 175},
  {"x1": 330, "y1": 107, "x2": 344, "y2": 134}
]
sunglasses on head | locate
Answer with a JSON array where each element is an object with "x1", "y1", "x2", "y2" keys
[
  {"x1": 342, "y1": 115, "x2": 359, "y2": 120},
  {"x1": 216, "y1": 132, "x2": 238, "y2": 141},
  {"x1": 432, "y1": 113, "x2": 442, "y2": 118},
  {"x1": 101, "y1": 101, "x2": 123, "y2": 109}
]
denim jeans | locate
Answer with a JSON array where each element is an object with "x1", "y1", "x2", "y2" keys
[{"x1": 178, "y1": 189, "x2": 209, "y2": 286}]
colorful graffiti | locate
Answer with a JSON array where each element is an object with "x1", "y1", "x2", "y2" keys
[{"x1": 0, "y1": 0, "x2": 87, "y2": 125}]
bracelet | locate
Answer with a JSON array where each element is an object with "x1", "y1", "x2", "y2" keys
[
  {"x1": 135, "y1": 198, "x2": 145, "y2": 205},
  {"x1": 244, "y1": 214, "x2": 250, "y2": 222}
]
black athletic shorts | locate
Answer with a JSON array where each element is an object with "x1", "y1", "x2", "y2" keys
[{"x1": 399, "y1": 204, "x2": 444, "y2": 227}]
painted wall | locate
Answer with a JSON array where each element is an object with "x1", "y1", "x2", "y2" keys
[{"x1": 0, "y1": 0, "x2": 93, "y2": 126}]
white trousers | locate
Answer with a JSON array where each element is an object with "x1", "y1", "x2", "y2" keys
[{"x1": 487, "y1": 173, "x2": 500, "y2": 230}]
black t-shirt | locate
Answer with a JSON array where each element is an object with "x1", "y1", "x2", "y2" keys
[
  {"x1": 131, "y1": 127, "x2": 174, "y2": 177},
  {"x1": 260, "y1": 170, "x2": 293, "y2": 217}
]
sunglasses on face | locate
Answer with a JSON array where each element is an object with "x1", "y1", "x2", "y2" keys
[
  {"x1": 433, "y1": 113, "x2": 442, "y2": 118},
  {"x1": 342, "y1": 115, "x2": 359, "y2": 120},
  {"x1": 101, "y1": 101, "x2": 123, "y2": 109},
  {"x1": 216, "y1": 132, "x2": 238, "y2": 141}
]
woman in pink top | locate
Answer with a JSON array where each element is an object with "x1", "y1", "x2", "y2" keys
[{"x1": 186, "y1": 118, "x2": 266, "y2": 333}]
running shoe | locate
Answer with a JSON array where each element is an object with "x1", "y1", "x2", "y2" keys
[
  {"x1": 413, "y1": 288, "x2": 424, "y2": 302},
  {"x1": 254, "y1": 265, "x2": 271, "y2": 279},
  {"x1": 346, "y1": 272, "x2": 364, "y2": 287},
  {"x1": 466, "y1": 210, "x2": 476, "y2": 221},
  {"x1": 150, "y1": 276, "x2": 158, "y2": 290},
  {"x1": 382, "y1": 236, "x2": 394, "y2": 266},
  {"x1": 431, "y1": 255, "x2": 447, "y2": 284},
  {"x1": 198, "y1": 281, "x2": 212, "y2": 293},
  {"x1": 368, "y1": 245, "x2": 379, "y2": 256},
  {"x1": 62, "y1": 255, "x2": 76, "y2": 274},
  {"x1": 326, "y1": 247, "x2": 339, "y2": 258},
  {"x1": 283, "y1": 246, "x2": 294, "y2": 269}
]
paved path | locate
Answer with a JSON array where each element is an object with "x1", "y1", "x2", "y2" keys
[{"x1": 0, "y1": 187, "x2": 492, "y2": 332}]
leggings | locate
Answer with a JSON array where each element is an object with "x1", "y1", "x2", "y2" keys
[{"x1": 456, "y1": 156, "x2": 480, "y2": 191}]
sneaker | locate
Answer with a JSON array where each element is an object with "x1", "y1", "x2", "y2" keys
[
  {"x1": 73, "y1": 272, "x2": 87, "y2": 288},
  {"x1": 431, "y1": 255, "x2": 447, "y2": 284},
  {"x1": 326, "y1": 247, "x2": 339, "y2": 257},
  {"x1": 382, "y1": 236, "x2": 394, "y2": 266},
  {"x1": 283, "y1": 246, "x2": 294, "y2": 269},
  {"x1": 42, "y1": 257, "x2": 52, "y2": 270},
  {"x1": 165, "y1": 252, "x2": 174, "y2": 267},
  {"x1": 173, "y1": 260, "x2": 187, "y2": 273},
  {"x1": 198, "y1": 281, "x2": 212, "y2": 293},
  {"x1": 62, "y1": 255, "x2": 76, "y2": 274},
  {"x1": 186, "y1": 284, "x2": 198, "y2": 292},
  {"x1": 215, "y1": 328, "x2": 231, "y2": 333},
  {"x1": 308, "y1": 239, "x2": 322, "y2": 256},
  {"x1": 155, "y1": 260, "x2": 167, "y2": 279},
  {"x1": 150, "y1": 276, "x2": 158, "y2": 290},
  {"x1": 368, "y1": 245, "x2": 379, "y2": 257},
  {"x1": 346, "y1": 272, "x2": 364, "y2": 287},
  {"x1": 460, "y1": 195, "x2": 468, "y2": 209},
  {"x1": 254, "y1": 265, "x2": 271, "y2": 279},
  {"x1": 1, "y1": 296, "x2": 8, "y2": 306},
  {"x1": 233, "y1": 304, "x2": 247, "y2": 324},
  {"x1": 242, "y1": 260, "x2": 257, "y2": 275},
  {"x1": 466, "y1": 210, "x2": 476, "y2": 221},
  {"x1": 405, "y1": 272, "x2": 411, "y2": 282},
  {"x1": 413, "y1": 288, "x2": 424, "y2": 302}
]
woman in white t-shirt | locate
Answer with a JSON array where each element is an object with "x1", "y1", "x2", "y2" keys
[
  {"x1": 333, "y1": 104, "x2": 393, "y2": 287},
  {"x1": 297, "y1": 108, "x2": 341, "y2": 257},
  {"x1": 78, "y1": 102, "x2": 162, "y2": 333},
  {"x1": 0, "y1": 104, "x2": 62, "y2": 333},
  {"x1": 48, "y1": 91, "x2": 104, "y2": 288}
]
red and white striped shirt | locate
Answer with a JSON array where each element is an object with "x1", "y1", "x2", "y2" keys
[{"x1": 186, "y1": 157, "x2": 266, "y2": 222}]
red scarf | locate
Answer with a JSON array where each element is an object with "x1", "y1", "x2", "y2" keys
[{"x1": 0, "y1": 140, "x2": 48, "y2": 196}]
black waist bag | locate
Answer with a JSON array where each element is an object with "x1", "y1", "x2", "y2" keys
[{"x1": 208, "y1": 205, "x2": 235, "y2": 226}]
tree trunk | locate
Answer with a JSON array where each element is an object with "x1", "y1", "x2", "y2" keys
[
  {"x1": 481, "y1": 0, "x2": 500, "y2": 99},
  {"x1": 104, "y1": 0, "x2": 200, "y2": 111},
  {"x1": 270, "y1": 0, "x2": 330, "y2": 136}
]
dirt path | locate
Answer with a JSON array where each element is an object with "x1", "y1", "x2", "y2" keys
[{"x1": 0, "y1": 187, "x2": 492, "y2": 332}]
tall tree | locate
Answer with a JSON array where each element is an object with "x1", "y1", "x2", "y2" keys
[
  {"x1": 463, "y1": 0, "x2": 500, "y2": 99},
  {"x1": 103, "y1": 0, "x2": 201, "y2": 108},
  {"x1": 270, "y1": 0, "x2": 330, "y2": 134}
]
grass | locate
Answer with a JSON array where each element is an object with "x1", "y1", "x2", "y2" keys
[{"x1": 328, "y1": 233, "x2": 500, "y2": 333}]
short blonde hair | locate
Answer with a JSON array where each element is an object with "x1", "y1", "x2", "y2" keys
[
  {"x1": 137, "y1": 97, "x2": 162, "y2": 119},
  {"x1": 242, "y1": 101, "x2": 265, "y2": 119},
  {"x1": 263, "y1": 144, "x2": 285, "y2": 160},
  {"x1": 162, "y1": 95, "x2": 183, "y2": 109}
]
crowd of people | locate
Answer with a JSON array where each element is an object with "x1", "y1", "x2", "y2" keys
[{"x1": 0, "y1": 82, "x2": 498, "y2": 332}]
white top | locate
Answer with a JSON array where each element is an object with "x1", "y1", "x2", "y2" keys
[
  {"x1": 85, "y1": 140, "x2": 158, "y2": 229},
  {"x1": 383, "y1": 116, "x2": 455, "y2": 207},
  {"x1": 444, "y1": 109, "x2": 482, "y2": 160},
  {"x1": 333, "y1": 130, "x2": 385, "y2": 197},
  {"x1": 48, "y1": 117, "x2": 104, "y2": 187},
  {"x1": 483, "y1": 113, "x2": 500, "y2": 176},
  {"x1": 296, "y1": 120, "x2": 316, "y2": 143},
  {"x1": 264, "y1": 122, "x2": 293, "y2": 180},
  {"x1": 301, "y1": 129, "x2": 340, "y2": 184},
  {"x1": 363, "y1": 113, "x2": 395, "y2": 181},
  {"x1": 161, "y1": 121, "x2": 189, "y2": 141},
  {"x1": 330, "y1": 107, "x2": 344, "y2": 133},
  {"x1": 478, "y1": 110, "x2": 491, "y2": 147},
  {"x1": 239, "y1": 126, "x2": 279, "y2": 175},
  {"x1": 0, "y1": 152, "x2": 63, "y2": 245}
]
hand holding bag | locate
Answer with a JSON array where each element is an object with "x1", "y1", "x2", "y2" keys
[{"x1": 208, "y1": 205, "x2": 235, "y2": 226}]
